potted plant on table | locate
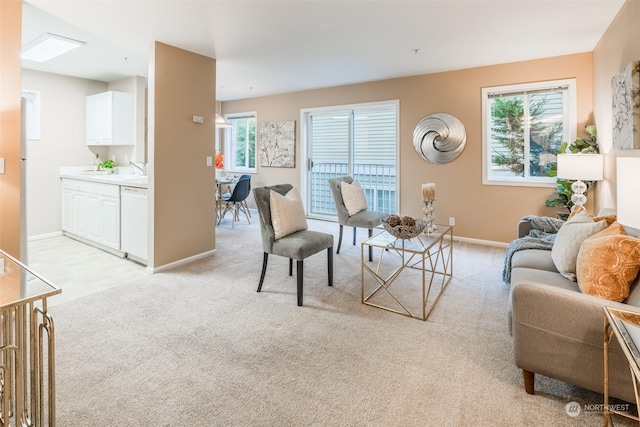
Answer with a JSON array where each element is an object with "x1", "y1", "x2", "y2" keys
[{"x1": 545, "y1": 125, "x2": 598, "y2": 220}]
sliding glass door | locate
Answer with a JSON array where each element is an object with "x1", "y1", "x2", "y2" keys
[{"x1": 304, "y1": 101, "x2": 398, "y2": 219}]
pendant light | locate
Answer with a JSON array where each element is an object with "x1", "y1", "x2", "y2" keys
[{"x1": 215, "y1": 86, "x2": 233, "y2": 128}]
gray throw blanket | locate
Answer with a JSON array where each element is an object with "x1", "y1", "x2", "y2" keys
[{"x1": 502, "y1": 215, "x2": 564, "y2": 283}]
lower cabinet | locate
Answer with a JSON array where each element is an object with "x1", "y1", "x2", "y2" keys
[{"x1": 61, "y1": 178, "x2": 120, "y2": 250}]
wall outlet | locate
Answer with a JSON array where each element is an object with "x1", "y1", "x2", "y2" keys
[{"x1": 449, "y1": 217, "x2": 455, "y2": 226}]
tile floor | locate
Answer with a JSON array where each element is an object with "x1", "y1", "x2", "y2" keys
[
  {"x1": 27, "y1": 208, "x2": 260, "y2": 307},
  {"x1": 28, "y1": 235, "x2": 148, "y2": 307}
]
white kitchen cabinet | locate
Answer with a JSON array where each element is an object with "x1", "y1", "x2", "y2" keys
[
  {"x1": 61, "y1": 178, "x2": 120, "y2": 250},
  {"x1": 86, "y1": 91, "x2": 135, "y2": 146}
]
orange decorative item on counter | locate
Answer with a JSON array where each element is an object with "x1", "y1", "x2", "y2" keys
[{"x1": 215, "y1": 151, "x2": 224, "y2": 169}]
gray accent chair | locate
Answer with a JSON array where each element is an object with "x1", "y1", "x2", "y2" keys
[
  {"x1": 328, "y1": 176, "x2": 385, "y2": 262},
  {"x1": 253, "y1": 184, "x2": 334, "y2": 306}
]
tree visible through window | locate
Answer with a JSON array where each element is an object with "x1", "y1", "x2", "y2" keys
[
  {"x1": 224, "y1": 112, "x2": 256, "y2": 172},
  {"x1": 482, "y1": 79, "x2": 576, "y2": 186}
]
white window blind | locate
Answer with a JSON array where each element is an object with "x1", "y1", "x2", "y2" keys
[{"x1": 305, "y1": 101, "x2": 398, "y2": 215}]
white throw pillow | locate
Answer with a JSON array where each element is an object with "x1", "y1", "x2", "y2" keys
[
  {"x1": 340, "y1": 180, "x2": 368, "y2": 216},
  {"x1": 270, "y1": 188, "x2": 308, "y2": 240},
  {"x1": 551, "y1": 209, "x2": 607, "y2": 281}
]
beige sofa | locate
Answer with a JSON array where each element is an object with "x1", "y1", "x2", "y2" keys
[{"x1": 507, "y1": 216, "x2": 640, "y2": 403}]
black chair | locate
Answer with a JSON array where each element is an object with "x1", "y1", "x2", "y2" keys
[
  {"x1": 253, "y1": 184, "x2": 334, "y2": 306},
  {"x1": 219, "y1": 175, "x2": 251, "y2": 228}
]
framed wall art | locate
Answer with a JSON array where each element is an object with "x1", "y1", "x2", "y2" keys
[
  {"x1": 259, "y1": 120, "x2": 295, "y2": 167},
  {"x1": 612, "y1": 61, "x2": 640, "y2": 149}
]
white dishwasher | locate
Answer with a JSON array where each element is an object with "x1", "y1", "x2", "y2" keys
[{"x1": 120, "y1": 186, "x2": 148, "y2": 265}]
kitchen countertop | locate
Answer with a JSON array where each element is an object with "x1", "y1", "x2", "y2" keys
[{"x1": 60, "y1": 167, "x2": 148, "y2": 189}]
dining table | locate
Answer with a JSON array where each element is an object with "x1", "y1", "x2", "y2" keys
[{"x1": 216, "y1": 175, "x2": 238, "y2": 223}]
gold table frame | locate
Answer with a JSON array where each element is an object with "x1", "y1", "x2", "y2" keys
[
  {"x1": 360, "y1": 226, "x2": 453, "y2": 321},
  {"x1": 0, "y1": 250, "x2": 61, "y2": 426},
  {"x1": 603, "y1": 307, "x2": 640, "y2": 426}
]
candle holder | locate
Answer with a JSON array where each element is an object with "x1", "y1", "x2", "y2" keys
[{"x1": 422, "y1": 200, "x2": 437, "y2": 235}]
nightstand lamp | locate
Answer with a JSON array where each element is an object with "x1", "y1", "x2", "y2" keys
[
  {"x1": 557, "y1": 153, "x2": 604, "y2": 210},
  {"x1": 617, "y1": 157, "x2": 640, "y2": 230}
]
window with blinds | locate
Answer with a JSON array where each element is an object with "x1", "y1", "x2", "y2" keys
[
  {"x1": 305, "y1": 101, "x2": 398, "y2": 216},
  {"x1": 481, "y1": 79, "x2": 576, "y2": 187}
]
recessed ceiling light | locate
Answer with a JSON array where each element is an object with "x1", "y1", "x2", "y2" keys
[{"x1": 21, "y1": 33, "x2": 85, "y2": 63}]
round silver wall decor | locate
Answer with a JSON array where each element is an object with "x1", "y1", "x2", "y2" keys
[{"x1": 413, "y1": 113, "x2": 467, "y2": 164}]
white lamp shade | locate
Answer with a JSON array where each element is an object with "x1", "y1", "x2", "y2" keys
[
  {"x1": 617, "y1": 157, "x2": 640, "y2": 229},
  {"x1": 215, "y1": 114, "x2": 233, "y2": 128},
  {"x1": 557, "y1": 154, "x2": 603, "y2": 181}
]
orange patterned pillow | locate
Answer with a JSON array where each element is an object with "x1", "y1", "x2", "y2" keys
[{"x1": 576, "y1": 222, "x2": 640, "y2": 302}]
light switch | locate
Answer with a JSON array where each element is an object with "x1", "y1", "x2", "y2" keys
[
  {"x1": 193, "y1": 115, "x2": 204, "y2": 124},
  {"x1": 0, "y1": 158, "x2": 4, "y2": 174},
  {"x1": 206, "y1": 156, "x2": 213, "y2": 167}
]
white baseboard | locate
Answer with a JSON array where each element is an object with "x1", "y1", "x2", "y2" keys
[
  {"x1": 452, "y1": 235, "x2": 508, "y2": 249},
  {"x1": 150, "y1": 249, "x2": 217, "y2": 274},
  {"x1": 28, "y1": 231, "x2": 63, "y2": 241}
]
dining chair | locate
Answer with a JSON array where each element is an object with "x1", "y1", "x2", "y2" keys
[
  {"x1": 253, "y1": 184, "x2": 334, "y2": 306},
  {"x1": 328, "y1": 176, "x2": 385, "y2": 262},
  {"x1": 237, "y1": 174, "x2": 252, "y2": 219},
  {"x1": 218, "y1": 175, "x2": 251, "y2": 228}
]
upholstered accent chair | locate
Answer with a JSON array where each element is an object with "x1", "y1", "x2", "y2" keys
[
  {"x1": 253, "y1": 184, "x2": 334, "y2": 306},
  {"x1": 328, "y1": 176, "x2": 385, "y2": 262}
]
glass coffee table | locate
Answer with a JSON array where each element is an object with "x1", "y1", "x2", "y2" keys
[{"x1": 361, "y1": 225, "x2": 453, "y2": 320}]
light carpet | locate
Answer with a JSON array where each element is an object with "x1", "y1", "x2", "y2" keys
[{"x1": 47, "y1": 218, "x2": 636, "y2": 426}]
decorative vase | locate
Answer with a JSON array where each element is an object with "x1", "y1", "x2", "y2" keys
[
  {"x1": 422, "y1": 200, "x2": 437, "y2": 235},
  {"x1": 215, "y1": 168, "x2": 225, "y2": 180}
]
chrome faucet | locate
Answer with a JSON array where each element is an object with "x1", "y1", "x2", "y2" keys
[{"x1": 129, "y1": 161, "x2": 147, "y2": 175}]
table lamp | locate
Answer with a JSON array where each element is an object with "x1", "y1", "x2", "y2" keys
[
  {"x1": 557, "y1": 153, "x2": 603, "y2": 209},
  {"x1": 617, "y1": 157, "x2": 640, "y2": 230}
]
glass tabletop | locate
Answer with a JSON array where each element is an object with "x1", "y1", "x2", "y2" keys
[
  {"x1": 605, "y1": 307, "x2": 640, "y2": 372},
  {"x1": 0, "y1": 250, "x2": 61, "y2": 309},
  {"x1": 364, "y1": 225, "x2": 452, "y2": 253}
]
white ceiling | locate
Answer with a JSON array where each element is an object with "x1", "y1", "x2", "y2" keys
[{"x1": 23, "y1": 0, "x2": 625, "y2": 101}]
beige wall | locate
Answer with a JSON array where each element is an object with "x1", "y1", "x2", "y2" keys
[
  {"x1": 225, "y1": 53, "x2": 594, "y2": 243},
  {"x1": 22, "y1": 70, "x2": 107, "y2": 237},
  {"x1": 148, "y1": 42, "x2": 216, "y2": 268},
  {"x1": 0, "y1": 0, "x2": 23, "y2": 257},
  {"x1": 593, "y1": 0, "x2": 640, "y2": 211}
]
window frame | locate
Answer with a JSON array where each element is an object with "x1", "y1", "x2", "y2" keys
[
  {"x1": 481, "y1": 78, "x2": 577, "y2": 187},
  {"x1": 223, "y1": 111, "x2": 257, "y2": 173},
  {"x1": 300, "y1": 100, "x2": 399, "y2": 218},
  {"x1": 21, "y1": 89, "x2": 41, "y2": 141}
]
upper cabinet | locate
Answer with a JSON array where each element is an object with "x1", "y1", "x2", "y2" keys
[{"x1": 86, "y1": 91, "x2": 135, "y2": 146}]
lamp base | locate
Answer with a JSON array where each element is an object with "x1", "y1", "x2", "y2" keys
[{"x1": 571, "y1": 179, "x2": 587, "y2": 209}]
